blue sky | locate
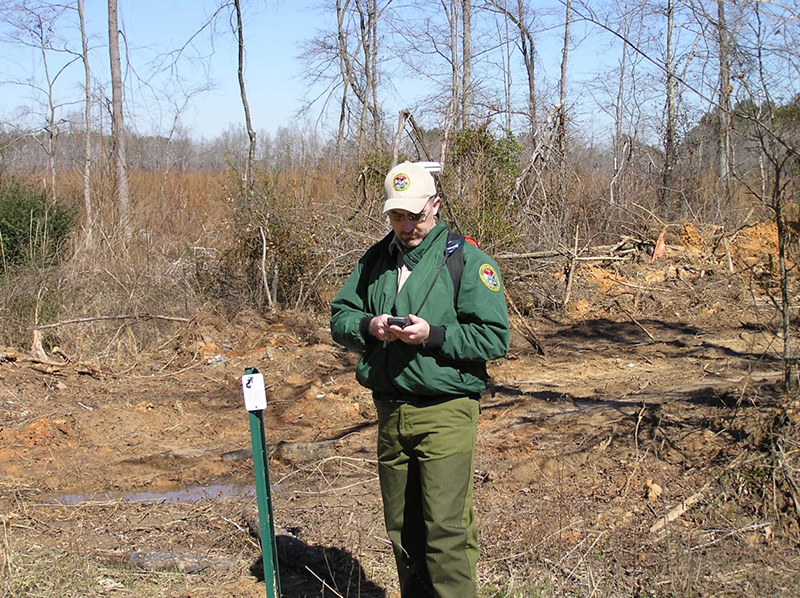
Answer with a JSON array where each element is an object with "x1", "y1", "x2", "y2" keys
[
  {"x1": 1, "y1": 1, "x2": 332, "y2": 139},
  {"x1": 1, "y1": 1, "x2": 796, "y2": 151},
  {"x1": 0, "y1": 1, "x2": 636, "y2": 142}
]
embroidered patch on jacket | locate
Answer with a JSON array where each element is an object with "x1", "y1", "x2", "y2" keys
[
  {"x1": 479, "y1": 263, "x2": 500, "y2": 291},
  {"x1": 392, "y1": 173, "x2": 410, "y2": 192}
]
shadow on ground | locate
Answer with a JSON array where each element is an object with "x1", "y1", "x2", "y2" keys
[{"x1": 249, "y1": 534, "x2": 386, "y2": 598}]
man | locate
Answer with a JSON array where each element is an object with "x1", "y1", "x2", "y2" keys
[{"x1": 330, "y1": 161, "x2": 510, "y2": 598}]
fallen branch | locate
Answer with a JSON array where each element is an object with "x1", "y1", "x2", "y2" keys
[
  {"x1": 33, "y1": 314, "x2": 190, "y2": 330},
  {"x1": 505, "y1": 291, "x2": 545, "y2": 355},
  {"x1": 496, "y1": 236, "x2": 646, "y2": 262},
  {"x1": 609, "y1": 278, "x2": 671, "y2": 292},
  {"x1": 689, "y1": 522, "x2": 772, "y2": 552},
  {"x1": 30, "y1": 315, "x2": 188, "y2": 364},
  {"x1": 575, "y1": 255, "x2": 630, "y2": 261},
  {"x1": 92, "y1": 550, "x2": 236, "y2": 573},
  {"x1": 650, "y1": 486, "x2": 707, "y2": 535},
  {"x1": 497, "y1": 249, "x2": 567, "y2": 260},
  {"x1": 270, "y1": 439, "x2": 340, "y2": 462}
]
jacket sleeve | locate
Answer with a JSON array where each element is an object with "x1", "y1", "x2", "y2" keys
[
  {"x1": 330, "y1": 258, "x2": 373, "y2": 353},
  {"x1": 434, "y1": 246, "x2": 510, "y2": 363}
]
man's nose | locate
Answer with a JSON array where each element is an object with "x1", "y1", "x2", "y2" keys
[{"x1": 403, "y1": 219, "x2": 415, "y2": 232}]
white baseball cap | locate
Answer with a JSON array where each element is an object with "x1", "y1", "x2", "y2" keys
[{"x1": 383, "y1": 161, "x2": 437, "y2": 214}]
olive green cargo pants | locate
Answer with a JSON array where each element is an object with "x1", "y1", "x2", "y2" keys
[{"x1": 374, "y1": 397, "x2": 479, "y2": 598}]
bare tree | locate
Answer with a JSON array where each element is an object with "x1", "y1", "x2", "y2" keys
[
  {"x1": 556, "y1": 0, "x2": 572, "y2": 202},
  {"x1": 76, "y1": 0, "x2": 92, "y2": 237},
  {"x1": 611, "y1": 11, "x2": 630, "y2": 206},
  {"x1": 441, "y1": 0, "x2": 461, "y2": 164},
  {"x1": 660, "y1": 0, "x2": 676, "y2": 218},
  {"x1": 35, "y1": 6, "x2": 60, "y2": 204},
  {"x1": 734, "y1": 0, "x2": 800, "y2": 389},
  {"x1": 461, "y1": 0, "x2": 472, "y2": 128},
  {"x1": 364, "y1": 0, "x2": 382, "y2": 149},
  {"x1": 608, "y1": 0, "x2": 647, "y2": 207},
  {"x1": 107, "y1": 0, "x2": 131, "y2": 239},
  {"x1": 715, "y1": 0, "x2": 733, "y2": 200},
  {"x1": 335, "y1": 0, "x2": 351, "y2": 162},
  {"x1": 233, "y1": 0, "x2": 256, "y2": 198},
  {"x1": 485, "y1": 0, "x2": 538, "y2": 139},
  {"x1": 297, "y1": 0, "x2": 387, "y2": 161},
  {"x1": 352, "y1": 0, "x2": 377, "y2": 157},
  {"x1": 0, "y1": 1, "x2": 79, "y2": 205},
  {"x1": 440, "y1": 0, "x2": 478, "y2": 161}
]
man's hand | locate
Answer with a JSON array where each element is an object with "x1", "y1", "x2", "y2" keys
[
  {"x1": 389, "y1": 313, "x2": 430, "y2": 345},
  {"x1": 370, "y1": 315, "x2": 398, "y2": 342}
]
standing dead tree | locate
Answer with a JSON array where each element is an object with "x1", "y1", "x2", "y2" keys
[
  {"x1": 107, "y1": 0, "x2": 131, "y2": 240},
  {"x1": 461, "y1": 0, "x2": 473, "y2": 129},
  {"x1": 233, "y1": 0, "x2": 256, "y2": 200},
  {"x1": 438, "y1": 0, "x2": 475, "y2": 165},
  {"x1": 77, "y1": 0, "x2": 92, "y2": 239},
  {"x1": 607, "y1": 0, "x2": 648, "y2": 209},
  {"x1": 339, "y1": 0, "x2": 386, "y2": 160},
  {"x1": 715, "y1": 0, "x2": 733, "y2": 201},
  {"x1": 485, "y1": 0, "x2": 539, "y2": 163},
  {"x1": 732, "y1": 0, "x2": 800, "y2": 389},
  {"x1": 660, "y1": 0, "x2": 676, "y2": 219},
  {"x1": 556, "y1": 0, "x2": 572, "y2": 205},
  {"x1": 0, "y1": 1, "x2": 79, "y2": 206},
  {"x1": 297, "y1": 0, "x2": 388, "y2": 162}
]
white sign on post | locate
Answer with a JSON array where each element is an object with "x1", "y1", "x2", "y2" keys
[{"x1": 241, "y1": 372, "x2": 267, "y2": 412}]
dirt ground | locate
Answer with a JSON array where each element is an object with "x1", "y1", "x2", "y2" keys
[{"x1": 2, "y1": 222, "x2": 800, "y2": 597}]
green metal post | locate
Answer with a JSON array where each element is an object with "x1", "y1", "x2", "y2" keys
[{"x1": 243, "y1": 368, "x2": 281, "y2": 598}]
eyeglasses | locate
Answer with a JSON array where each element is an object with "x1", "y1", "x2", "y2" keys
[
  {"x1": 387, "y1": 196, "x2": 437, "y2": 223},
  {"x1": 387, "y1": 209, "x2": 429, "y2": 222}
]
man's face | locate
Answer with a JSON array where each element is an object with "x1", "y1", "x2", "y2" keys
[{"x1": 387, "y1": 197, "x2": 440, "y2": 249}]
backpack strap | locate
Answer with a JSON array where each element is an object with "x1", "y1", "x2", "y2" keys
[
  {"x1": 445, "y1": 231, "x2": 466, "y2": 301},
  {"x1": 445, "y1": 230, "x2": 479, "y2": 302}
]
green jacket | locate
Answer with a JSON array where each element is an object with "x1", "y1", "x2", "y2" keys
[{"x1": 330, "y1": 220, "x2": 510, "y2": 401}]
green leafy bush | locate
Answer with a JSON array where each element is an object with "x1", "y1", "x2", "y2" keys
[
  {"x1": 444, "y1": 126, "x2": 522, "y2": 249},
  {"x1": 0, "y1": 180, "x2": 76, "y2": 272}
]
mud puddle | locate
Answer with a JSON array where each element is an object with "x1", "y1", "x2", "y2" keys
[{"x1": 48, "y1": 482, "x2": 262, "y2": 505}]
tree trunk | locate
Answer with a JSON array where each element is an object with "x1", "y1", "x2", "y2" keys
[
  {"x1": 775, "y1": 188, "x2": 794, "y2": 389},
  {"x1": 461, "y1": 0, "x2": 472, "y2": 128},
  {"x1": 28, "y1": 11, "x2": 59, "y2": 205},
  {"x1": 661, "y1": 0, "x2": 676, "y2": 219},
  {"x1": 518, "y1": 0, "x2": 537, "y2": 139},
  {"x1": 233, "y1": 0, "x2": 256, "y2": 200},
  {"x1": 107, "y1": 0, "x2": 131, "y2": 239},
  {"x1": 557, "y1": 0, "x2": 571, "y2": 202},
  {"x1": 367, "y1": 0, "x2": 380, "y2": 149},
  {"x1": 336, "y1": 85, "x2": 348, "y2": 165},
  {"x1": 355, "y1": 0, "x2": 369, "y2": 157},
  {"x1": 716, "y1": 0, "x2": 733, "y2": 201},
  {"x1": 393, "y1": 109, "x2": 409, "y2": 167},
  {"x1": 439, "y1": 0, "x2": 461, "y2": 166},
  {"x1": 77, "y1": 0, "x2": 92, "y2": 238},
  {"x1": 501, "y1": 4, "x2": 512, "y2": 131},
  {"x1": 335, "y1": 0, "x2": 352, "y2": 164},
  {"x1": 611, "y1": 17, "x2": 629, "y2": 206}
]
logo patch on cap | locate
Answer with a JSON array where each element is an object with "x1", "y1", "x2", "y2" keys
[
  {"x1": 392, "y1": 173, "x2": 410, "y2": 192},
  {"x1": 479, "y1": 263, "x2": 500, "y2": 291}
]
